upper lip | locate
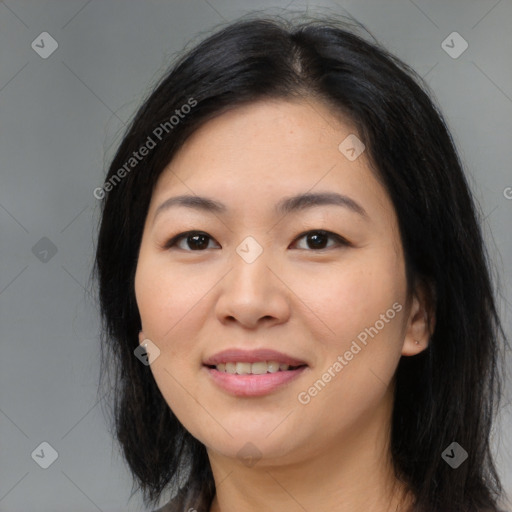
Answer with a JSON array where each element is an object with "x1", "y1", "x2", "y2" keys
[{"x1": 203, "y1": 349, "x2": 307, "y2": 367}]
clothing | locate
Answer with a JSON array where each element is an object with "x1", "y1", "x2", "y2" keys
[{"x1": 152, "y1": 488, "x2": 511, "y2": 512}]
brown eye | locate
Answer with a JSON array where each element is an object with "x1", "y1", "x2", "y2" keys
[
  {"x1": 292, "y1": 230, "x2": 350, "y2": 250},
  {"x1": 164, "y1": 229, "x2": 349, "y2": 252},
  {"x1": 165, "y1": 231, "x2": 220, "y2": 251}
]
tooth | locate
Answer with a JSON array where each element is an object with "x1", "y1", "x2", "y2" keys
[
  {"x1": 267, "y1": 361, "x2": 280, "y2": 373},
  {"x1": 225, "y1": 362, "x2": 237, "y2": 374},
  {"x1": 219, "y1": 361, "x2": 296, "y2": 374},
  {"x1": 251, "y1": 362, "x2": 268, "y2": 374},
  {"x1": 236, "y1": 362, "x2": 252, "y2": 374}
]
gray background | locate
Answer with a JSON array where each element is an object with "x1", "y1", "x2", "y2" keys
[{"x1": 1, "y1": 1, "x2": 511, "y2": 511}]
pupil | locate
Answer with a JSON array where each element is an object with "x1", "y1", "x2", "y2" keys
[
  {"x1": 308, "y1": 232, "x2": 327, "y2": 249},
  {"x1": 189, "y1": 234, "x2": 208, "y2": 250}
]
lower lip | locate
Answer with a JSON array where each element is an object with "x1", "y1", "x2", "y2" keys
[{"x1": 204, "y1": 365, "x2": 308, "y2": 397}]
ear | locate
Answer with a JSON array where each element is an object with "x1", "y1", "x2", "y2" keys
[
  {"x1": 138, "y1": 330, "x2": 146, "y2": 344},
  {"x1": 402, "y1": 278, "x2": 436, "y2": 356}
]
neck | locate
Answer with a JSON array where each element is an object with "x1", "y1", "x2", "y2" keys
[{"x1": 207, "y1": 389, "x2": 412, "y2": 512}]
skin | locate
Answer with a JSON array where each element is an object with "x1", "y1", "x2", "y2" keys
[{"x1": 134, "y1": 98, "x2": 434, "y2": 512}]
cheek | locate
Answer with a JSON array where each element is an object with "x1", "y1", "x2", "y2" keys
[
  {"x1": 134, "y1": 254, "x2": 222, "y2": 411},
  {"x1": 287, "y1": 252, "x2": 407, "y2": 415},
  {"x1": 294, "y1": 272, "x2": 405, "y2": 431},
  {"x1": 135, "y1": 257, "x2": 211, "y2": 429},
  {"x1": 135, "y1": 253, "x2": 208, "y2": 341},
  {"x1": 288, "y1": 257, "x2": 405, "y2": 346}
]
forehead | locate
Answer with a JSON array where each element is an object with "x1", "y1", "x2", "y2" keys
[
  {"x1": 175, "y1": 99, "x2": 357, "y2": 162},
  {"x1": 148, "y1": 99, "x2": 395, "y2": 225}
]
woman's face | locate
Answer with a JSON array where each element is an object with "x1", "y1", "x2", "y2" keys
[{"x1": 135, "y1": 99, "x2": 426, "y2": 466}]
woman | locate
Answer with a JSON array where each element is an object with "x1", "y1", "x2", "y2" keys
[{"x1": 94, "y1": 14, "x2": 508, "y2": 512}]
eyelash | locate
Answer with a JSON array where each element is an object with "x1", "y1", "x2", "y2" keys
[{"x1": 163, "y1": 229, "x2": 351, "y2": 252}]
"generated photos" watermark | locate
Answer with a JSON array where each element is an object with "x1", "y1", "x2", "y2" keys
[
  {"x1": 94, "y1": 97, "x2": 197, "y2": 200},
  {"x1": 297, "y1": 302, "x2": 403, "y2": 404}
]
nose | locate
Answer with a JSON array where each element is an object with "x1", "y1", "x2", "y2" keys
[{"x1": 214, "y1": 250, "x2": 291, "y2": 329}]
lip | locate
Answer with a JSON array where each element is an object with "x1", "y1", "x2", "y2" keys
[
  {"x1": 203, "y1": 348, "x2": 307, "y2": 366},
  {"x1": 204, "y1": 365, "x2": 308, "y2": 397},
  {"x1": 203, "y1": 348, "x2": 308, "y2": 397}
]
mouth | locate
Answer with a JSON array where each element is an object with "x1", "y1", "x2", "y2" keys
[
  {"x1": 202, "y1": 349, "x2": 309, "y2": 397},
  {"x1": 202, "y1": 348, "x2": 309, "y2": 396},
  {"x1": 205, "y1": 361, "x2": 307, "y2": 374}
]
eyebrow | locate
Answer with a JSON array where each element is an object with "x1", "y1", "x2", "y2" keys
[{"x1": 153, "y1": 191, "x2": 368, "y2": 223}]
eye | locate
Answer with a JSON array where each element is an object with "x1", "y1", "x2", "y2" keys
[
  {"x1": 164, "y1": 231, "x2": 220, "y2": 251},
  {"x1": 164, "y1": 229, "x2": 350, "y2": 252},
  {"x1": 291, "y1": 230, "x2": 350, "y2": 250}
]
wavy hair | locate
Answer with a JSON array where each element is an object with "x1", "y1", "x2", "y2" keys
[{"x1": 94, "y1": 14, "x2": 507, "y2": 512}]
